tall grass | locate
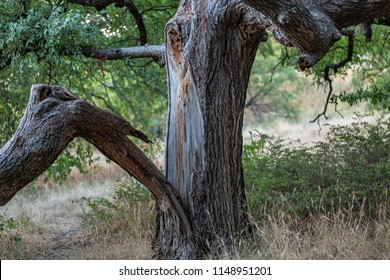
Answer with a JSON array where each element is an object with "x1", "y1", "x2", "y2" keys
[{"x1": 74, "y1": 180, "x2": 155, "y2": 259}]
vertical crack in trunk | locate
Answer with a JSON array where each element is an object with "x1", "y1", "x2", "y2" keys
[{"x1": 163, "y1": 0, "x2": 268, "y2": 258}]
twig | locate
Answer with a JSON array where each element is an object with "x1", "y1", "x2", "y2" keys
[
  {"x1": 310, "y1": 30, "x2": 354, "y2": 123},
  {"x1": 270, "y1": 46, "x2": 289, "y2": 82}
]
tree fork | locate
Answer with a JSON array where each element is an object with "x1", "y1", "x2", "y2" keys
[{"x1": 0, "y1": 84, "x2": 195, "y2": 258}]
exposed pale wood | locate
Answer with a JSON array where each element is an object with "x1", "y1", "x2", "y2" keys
[
  {"x1": 81, "y1": 45, "x2": 166, "y2": 66},
  {"x1": 162, "y1": 0, "x2": 268, "y2": 258}
]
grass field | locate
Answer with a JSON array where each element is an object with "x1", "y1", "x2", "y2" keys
[{"x1": 1, "y1": 175, "x2": 389, "y2": 260}]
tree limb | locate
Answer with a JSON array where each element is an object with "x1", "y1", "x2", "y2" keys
[
  {"x1": 311, "y1": 30, "x2": 354, "y2": 123},
  {"x1": 125, "y1": 1, "x2": 148, "y2": 45},
  {"x1": 0, "y1": 84, "x2": 193, "y2": 249},
  {"x1": 242, "y1": 0, "x2": 390, "y2": 69},
  {"x1": 81, "y1": 45, "x2": 166, "y2": 66}
]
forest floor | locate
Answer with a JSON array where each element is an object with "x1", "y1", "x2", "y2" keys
[{"x1": 0, "y1": 162, "x2": 129, "y2": 259}]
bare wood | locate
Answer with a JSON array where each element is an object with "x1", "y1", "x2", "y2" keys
[
  {"x1": 162, "y1": 0, "x2": 268, "y2": 258},
  {"x1": 0, "y1": 84, "x2": 195, "y2": 258},
  {"x1": 81, "y1": 45, "x2": 166, "y2": 66}
]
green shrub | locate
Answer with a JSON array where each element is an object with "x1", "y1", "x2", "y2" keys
[
  {"x1": 78, "y1": 179, "x2": 153, "y2": 225},
  {"x1": 243, "y1": 117, "x2": 390, "y2": 220}
]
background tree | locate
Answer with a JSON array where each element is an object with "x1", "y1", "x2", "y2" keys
[{"x1": 1, "y1": 0, "x2": 390, "y2": 259}]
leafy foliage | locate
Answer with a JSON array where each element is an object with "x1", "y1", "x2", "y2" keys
[
  {"x1": 339, "y1": 83, "x2": 390, "y2": 111},
  {"x1": 0, "y1": 214, "x2": 23, "y2": 247},
  {"x1": 0, "y1": 0, "x2": 178, "y2": 181},
  {"x1": 243, "y1": 117, "x2": 390, "y2": 220}
]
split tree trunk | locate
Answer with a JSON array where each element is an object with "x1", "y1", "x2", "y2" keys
[{"x1": 157, "y1": 0, "x2": 268, "y2": 258}]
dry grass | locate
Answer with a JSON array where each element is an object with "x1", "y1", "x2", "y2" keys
[
  {"x1": 78, "y1": 199, "x2": 155, "y2": 259},
  {"x1": 2, "y1": 182, "x2": 390, "y2": 260},
  {"x1": 237, "y1": 207, "x2": 390, "y2": 260},
  {"x1": 0, "y1": 213, "x2": 48, "y2": 259}
]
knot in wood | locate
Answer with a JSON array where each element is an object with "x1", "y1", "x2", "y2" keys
[{"x1": 278, "y1": 13, "x2": 290, "y2": 25}]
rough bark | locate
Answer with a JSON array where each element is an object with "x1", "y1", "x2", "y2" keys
[
  {"x1": 0, "y1": 84, "x2": 195, "y2": 258},
  {"x1": 243, "y1": 0, "x2": 390, "y2": 69},
  {"x1": 160, "y1": 0, "x2": 268, "y2": 258}
]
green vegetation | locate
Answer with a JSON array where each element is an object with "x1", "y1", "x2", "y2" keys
[
  {"x1": 0, "y1": 213, "x2": 45, "y2": 259},
  {"x1": 1, "y1": 0, "x2": 389, "y2": 260},
  {"x1": 244, "y1": 117, "x2": 390, "y2": 220},
  {"x1": 78, "y1": 179, "x2": 153, "y2": 226},
  {"x1": 1, "y1": 0, "x2": 177, "y2": 181}
]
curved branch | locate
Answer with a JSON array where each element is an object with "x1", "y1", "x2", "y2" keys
[
  {"x1": 0, "y1": 84, "x2": 194, "y2": 255},
  {"x1": 311, "y1": 30, "x2": 354, "y2": 123},
  {"x1": 243, "y1": 0, "x2": 342, "y2": 70},
  {"x1": 242, "y1": 0, "x2": 390, "y2": 69},
  {"x1": 125, "y1": 1, "x2": 148, "y2": 45}
]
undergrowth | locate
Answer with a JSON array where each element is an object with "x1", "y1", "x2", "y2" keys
[
  {"x1": 74, "y1": 179, "x2": 155, "y2": 259},
  {"x1": 243, "y1": 116, "x2": 390, "y2": 221},
  {"x1": 0, "y1": 213, "x2": 46, "y2": 259}
]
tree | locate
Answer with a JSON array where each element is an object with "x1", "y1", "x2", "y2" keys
[{"x1": 1, "y1": 0, "x2": 390, "y2": 259}]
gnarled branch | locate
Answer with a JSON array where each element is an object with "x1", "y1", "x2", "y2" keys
[
  {"x1": 242, "y1": 0, "x2": 390, "y2": 69},
  {"x1": 0, "y1": 84, "x2": 194, "y2": 256}
]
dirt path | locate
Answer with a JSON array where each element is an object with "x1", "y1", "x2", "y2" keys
[
  {"x1": 37, "y1": 216, "x2": 92, "y2": 260},
  {"x1": 0, "y1": 180, "x2": 115, "y2": 260}
]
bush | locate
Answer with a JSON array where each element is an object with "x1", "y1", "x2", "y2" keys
[
  {"x1": 243, "y1": 117, "x2": 390, "y2": 220},
  {"x1": 78, "y1": 179, "x2": 154, "y2": 232}
]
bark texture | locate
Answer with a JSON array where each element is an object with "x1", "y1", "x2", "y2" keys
[
  {"x1": 0, "y1": 84, "x2": 195, "y2": 258},
  {"x1": 162, "y1": 0, "x2": 268, "y2": 258},
  {"x1": 243, "y1": 0, "x2": 390, "y2": 69}
]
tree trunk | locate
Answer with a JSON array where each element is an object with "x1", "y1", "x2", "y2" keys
[{"x1": 156, "y1": 0, "x2": 267, "y2": 258}]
